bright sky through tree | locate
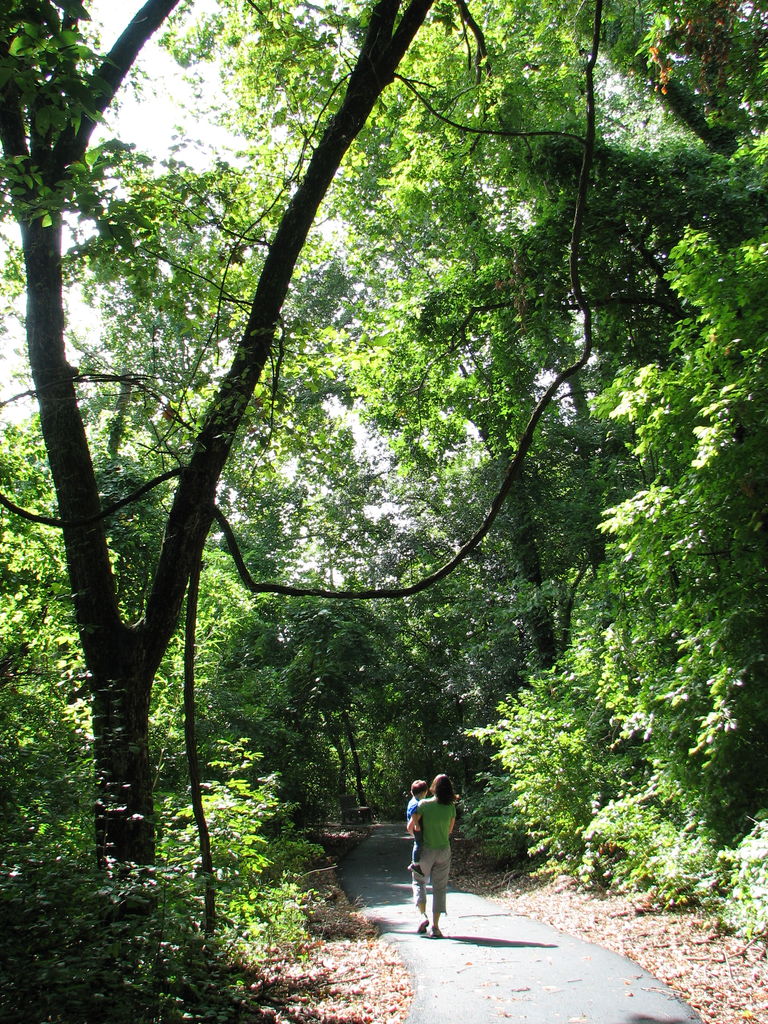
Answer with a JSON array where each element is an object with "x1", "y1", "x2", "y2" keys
[
  {"x1": 1, "y1": 1, "x2": 229, "y2": 414},
  {"x1": 92, "y1": 0, "x2": 231, "y2": 165}
]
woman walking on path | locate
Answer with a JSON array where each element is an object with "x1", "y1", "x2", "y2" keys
[{"x1": 407, "y1": 773, "x2": 458, "y2": 938}]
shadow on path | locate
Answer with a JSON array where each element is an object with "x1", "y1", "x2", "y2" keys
[
  {"x1": 445, "y1": 935, "x2": 558, "y2": 949},
  {"x1": 338, "y1": 824, "x2": 702, "y2": 1024}
]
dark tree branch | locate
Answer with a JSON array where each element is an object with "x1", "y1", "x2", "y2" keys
[
  {"x1": 395, "y1": 74, "x2": 585, "y2": 142},
  {"x1": 455, "y1": 0, "x2": 489, "y2": 81},
  {"x1": 213, "y1": 331, "x2": 591, "y2": 601},
  {"x1": 569, "y1": 0, "x2": 601, "y2": 318},
  {"x1": 0, "y1": 468, "x2": 182, "y2": 528},
  {"x1": 1, "y1": 372, "x2": 196, "y2": 434},
  {"x1": 140, "y1": 0, "x2": 438, "y2": 668}
]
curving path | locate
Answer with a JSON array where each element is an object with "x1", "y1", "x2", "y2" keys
[{"x1": 338, "y1": 824, "x2": 702, "y2": 1024}]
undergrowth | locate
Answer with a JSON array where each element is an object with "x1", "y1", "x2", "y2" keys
[{"x1": 0, "y1": 745, "x2": 324, "y2": 1024}]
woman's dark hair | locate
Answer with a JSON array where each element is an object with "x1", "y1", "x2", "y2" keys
[{"x1": 430, "y1": 773, "x2": 457, "y2": 805}]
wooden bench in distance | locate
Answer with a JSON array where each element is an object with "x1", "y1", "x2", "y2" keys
[{"x1": 340, "y1": 794, "x2": 372, "y2": 825}]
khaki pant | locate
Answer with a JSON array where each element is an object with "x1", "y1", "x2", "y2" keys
[{"x1": 412, "y1": 845, "x2": 451, "y2": 916}]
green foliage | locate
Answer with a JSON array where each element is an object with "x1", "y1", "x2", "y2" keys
[
  {"x1": 0, "y1": 856, "x2": 258, "y2": 1024},
  {"x1": 582, "y1": 786, "x2": 720, "y2": 906},
  {"x1": 0, "y1": 736, "x2": 322, "y2": 1022},
  {"x1": 593, "y1": 227, "x2": 768, "y2": 838},
  {"x1": 473, "y1": 668, "x2": 618, "y2": 865},
  {"x1": 720, "y1": 815, "x2": 768, "y2": 938},
  {"x1": 471, "y1": 219, "x2": 768, "y2": 919},
  {"x1": 460, "y1": 773, "x2": 529, "y2": 865},
  {"x1": 0, "y1": 3, "x2": 112, "y2": 224},
  {"x1": 0, "y1": 422, "x2": 93, "y2": 850},
  {"x1": 0, "y1": 672, "x2": 92, "y2": 854},
  {"x1": 4, "y1": 0, "x2": 768, "y2": 973},
  {"x1": 643, "y1": 0, "x2": 768, "y2": 140},
  {"x1": 158, "y1": 739, "x2": 320, "y2": 944}
]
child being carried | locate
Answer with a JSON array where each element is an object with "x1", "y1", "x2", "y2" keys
[{"x1": 406, "y1": 779, "x2": 429, "y2": 876}]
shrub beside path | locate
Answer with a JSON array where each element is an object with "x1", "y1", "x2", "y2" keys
[{"x1": 339, "y1": 824, "x2": 702, "y2": 1024}]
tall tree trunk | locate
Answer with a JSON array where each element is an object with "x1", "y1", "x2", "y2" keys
[
  {"x1": 506, "y1": 469, "x2": 558, "y2": 670},
  {"x1": 20, "y1": 216, "x2": 156, "y2": 863},
  {"x1": 342, "y1": 710, "x2": 368, "y2": 806},
  {"x1": 91, "y1": 660, "x2": 155, "y2": 866},
  {"x1": 21, "y1": 218, "x2": 120, "y2": 630},
  {"x1": 184, "y1": 551, "x2": 216, "y2": 932}
]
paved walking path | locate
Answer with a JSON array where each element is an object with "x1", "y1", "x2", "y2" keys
[{"x1": 338, "y1": 824, "x2": 702, "y2": 1024}]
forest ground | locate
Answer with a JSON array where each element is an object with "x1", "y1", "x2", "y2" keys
[{"x1": 249, "y1": 826, "x2": 768, "y2": 1024}]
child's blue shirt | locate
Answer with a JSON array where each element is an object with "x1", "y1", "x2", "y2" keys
[{"x1": 406, "y1": 795, "x2": 420, "y2": 823}]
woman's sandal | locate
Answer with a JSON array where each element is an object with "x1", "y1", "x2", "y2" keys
[
  {"x1": 430, "y1": 926, "x2": 443, "y2": 938},
  {"x1": 417, "y1": 918, "x2": 429, "y2": 934}
]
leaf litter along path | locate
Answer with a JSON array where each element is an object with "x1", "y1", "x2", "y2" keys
[{"x1": 255, "y1": 826, "x2": 767, "y2": 1024}]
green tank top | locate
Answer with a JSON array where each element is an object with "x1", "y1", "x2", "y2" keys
[{"x1": 418, "y1": 797, "x2": 455, "y2": 850}]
